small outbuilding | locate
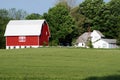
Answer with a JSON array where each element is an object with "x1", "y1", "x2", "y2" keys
[
  {"x1": 4, "y1": 20, "x2": 50, "y2": 49},
  {"x1": 76, "y1": 32, "x2": 91, "y2": 47},
  {"x1": 92, "y1": 39, "x2": 118, "y2": 48}
]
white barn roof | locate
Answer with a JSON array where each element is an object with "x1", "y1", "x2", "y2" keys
[{"x1": 4, "y1": 20, "x2": 47, "y2": 36}]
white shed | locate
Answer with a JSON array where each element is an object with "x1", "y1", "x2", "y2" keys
[
  {"x1": 76, "y1": 32, "x2": 91, "y2": 47},
  {"x1": 92, "y1": 39, "x2": 118, "y2": 48}
]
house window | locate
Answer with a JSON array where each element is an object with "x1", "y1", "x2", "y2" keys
[{"x1": 19, "y1": 36, "x2": 26, "y2": 42}]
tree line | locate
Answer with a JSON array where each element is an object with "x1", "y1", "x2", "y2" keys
[{"x1": 0, "y1": 0, "x2": 120, "y2": 48}]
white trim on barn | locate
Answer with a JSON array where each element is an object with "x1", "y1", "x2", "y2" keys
[
  {"x1": 16, "y1": 46, "x2": 20, "y2": 49},
  {"x1": 6, "y1": 46, "x2": 9, "y2": 49},
  {"x1": 6, "y1": 45, "x2": 41, "y2": 49},
  {"x1": 31, "y1": 46, "x2": 39, "y2": 48}
]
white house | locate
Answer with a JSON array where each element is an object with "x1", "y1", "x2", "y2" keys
[{"x1": 76, "y1": 30, "x2": 118, "y2": 48}]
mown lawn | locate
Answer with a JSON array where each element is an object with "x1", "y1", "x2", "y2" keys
[{"x1": 0, "y1": 47, "x2": 120, "y2": 80}]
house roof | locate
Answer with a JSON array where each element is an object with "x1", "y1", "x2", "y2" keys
[
  {"x1": 76, "y1": 32, "x2": 91, "y2": 43},
  {"x1": 102, "y1": 39, "x2": 117, "y2": 43},
  {"x1": 94, "y1": 30, "x2": 105, "y2": 37},
  {"x1": 4, "y1": 20, "x2": 47, "y2": 36}
]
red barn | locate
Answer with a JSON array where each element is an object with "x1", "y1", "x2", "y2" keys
[{"x1": 4, "y1": 20, "x2": 50, "y2": 49}]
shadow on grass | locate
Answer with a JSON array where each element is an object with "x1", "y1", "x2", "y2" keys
[{"x1": 83, "y1": 75, "x2": 120, "y2": 80}]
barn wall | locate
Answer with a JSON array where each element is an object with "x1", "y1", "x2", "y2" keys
[
  {"x1": 6, "y1": 36, "x2": 39, "y2": 46},
  {"x1": 39, "y1": 23, "x2": 50, "y2": 46}
]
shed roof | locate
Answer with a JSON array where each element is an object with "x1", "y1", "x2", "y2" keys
[
  {"x1": 4, "y1": 20, "x2": 47, "y2": 36},
  {"x1": 94, "y1": 30, "x2": 105, "y2": 37},
  {"x1": 76, "y1": 32, "x2": 91, "y2": 43},
  {"x1": 102, "y1": 39, "x2": 117, "y2": 43}
]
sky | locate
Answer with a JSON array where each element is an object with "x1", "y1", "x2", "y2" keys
[{"x1": 0, "y1": 0, "x2": 110, "y2": 15}]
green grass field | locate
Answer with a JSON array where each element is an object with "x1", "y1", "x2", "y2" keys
[{"x1": 0, "y1": 47, "x2": 120, "y2": 80}]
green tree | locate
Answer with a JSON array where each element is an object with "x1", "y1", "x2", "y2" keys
[
  {"x1": 0, "y1": 9, "x2": 10, "y2": 48},
  {"x1": 78, "y1": 0, "x2": 105, "y2": 33},
  {"x1": 116, "y1": 16, "x2": 120, "y2": 45},
  {"x1": 8, "y1": 8, "x2": 27, "y2": 19},
  {"x1": 56, "y1": 0, "x2": 77, "y2": 9},
  {"x1": 43, "y1": 3, "x2": 75, "y2": 46},
  {"x1": 0, "y1": 8, "x2": 29, "y2": 48},
  {"x1": 93, "y1": 0, "x2": 120, "y2": 38},
  {"x1": 86, "y1": 38, "x2": 93, "y2": 48},
  {"x1": 70, "y1": 7, "x2": 86, "y2": 37},
  {"x1": 79, "y1": 0, "x2": 104, "y2": 19},
  {"x1": 107, "y1": 0, "x2": 120, "y2": 39},
  {"x1": 117, "y1": 28, "x2": 120, "y2": 45},
  {"x1": 0, "y1": 9, "x2": 8, "y2": 18},
  {"x1": 78, "y1": 0, "x2": 120, "y2": 39},
  {"x1": 26, "y1": 13, "x2": 43, "y2": 19}
]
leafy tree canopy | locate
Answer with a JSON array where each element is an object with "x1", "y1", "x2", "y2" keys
[
  {"x1": 26, "y1": 13, "x2": 43, "y2": 19},
  {"x1": 44, "y1": 3, "x2": 76, "y2": 46}
]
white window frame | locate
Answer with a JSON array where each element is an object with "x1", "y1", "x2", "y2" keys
[{"x1": 19, "y1": 36, "x2": 26, "y2": 42}]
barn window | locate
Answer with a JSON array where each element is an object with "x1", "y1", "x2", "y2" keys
[{"x1": 19, "y1": 36, "x2": 26, "y2": 42}]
